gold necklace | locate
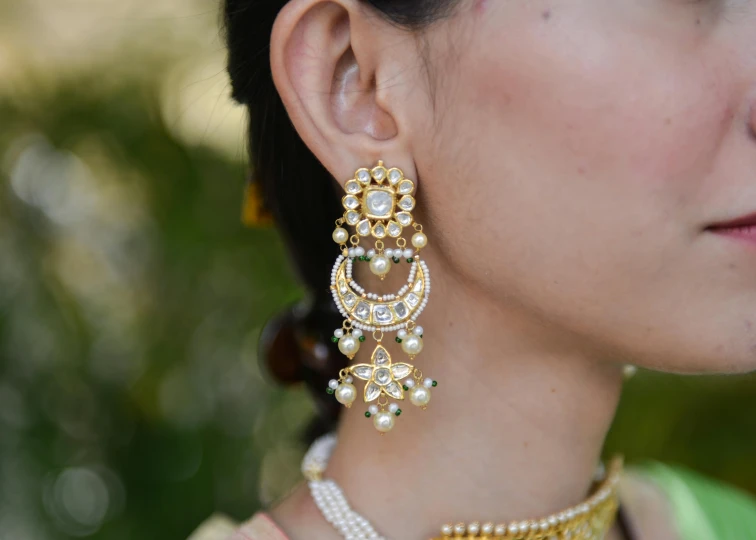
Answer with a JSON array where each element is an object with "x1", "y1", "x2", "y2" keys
[
  {"x1": 434, "y1": 456, "x2": 623, "y2": 540},
  {"x1": 303, "y1": 434, "x2": 623, "y2": 540}
]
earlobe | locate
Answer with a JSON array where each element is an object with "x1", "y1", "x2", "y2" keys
[{"x1": 270, "y1": 0, "x2": 416, "y2": 184}]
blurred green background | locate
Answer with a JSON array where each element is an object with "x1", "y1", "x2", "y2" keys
[{"x1": 0, "y1": 1, "x2": 755, "y2": 539}]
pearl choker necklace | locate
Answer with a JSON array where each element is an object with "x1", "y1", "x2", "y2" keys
[{"x1": 302, "y1": 434, "x2": 623, "y2": 540}]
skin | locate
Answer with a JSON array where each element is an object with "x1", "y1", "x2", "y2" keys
[{"x1": 261, "y1": 0, "x2": 756, "y2": 538}]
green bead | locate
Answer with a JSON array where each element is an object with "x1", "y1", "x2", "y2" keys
[
  {"x1": 358, "y1": 335, "x2": 366, "y2": 342},
  {"x1": 393, "y1": 257, "x2": 400, "y2": 264},
  {"x1": 366, "y1": 257, "x2": 372, "y2": 262},
  {"x1": 365, "y1": 411, "x2": 371, "y2": 418},
  {"x1": 326, "y1": 388, "x2": 335, "y2": 395},
  {"x1": 359, "y1": 255, "x2": 365, "y2": 261},
  {"x1": 395, "y1": 337, "x2": 403, "y2": 343},
  {"x1": 331, "y1": 336, "x2": 339, "y2": 343},
  {"x1": 432, "y1": 380, "x2": 438, "y2": 387},
  {"x1": 402, "y1": 385, "x2": 409, "y2": 391},
  {"x1": 395, "y1": 409, "x2": 402, "y2": 416},
  {"x1": 407, "y1": 257, "x2": 414, "y2": 263}
]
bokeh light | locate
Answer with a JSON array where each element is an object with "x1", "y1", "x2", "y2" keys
[{"x1": 0, "y1": 1, "x2": 755, "y2": 539}]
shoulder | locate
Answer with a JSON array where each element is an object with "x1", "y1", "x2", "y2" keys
[
  {"x1": 189, "y1": 513, "x2": 289, "y2": 540},
  {"x1": 631, "y1": 461, "x2": 756, "y2": 540}
]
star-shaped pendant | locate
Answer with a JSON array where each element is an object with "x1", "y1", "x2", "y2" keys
[{"x1": 348, "y1": 344, "x2": 414, "y2": 402}]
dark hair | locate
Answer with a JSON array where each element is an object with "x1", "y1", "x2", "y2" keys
[{"x1": 224, "y1": 0, "x2": 458, "y2": 438}]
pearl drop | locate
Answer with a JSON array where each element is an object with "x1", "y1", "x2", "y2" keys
[
  {"x1": 404, "y1": 379, "x2": 415, "y2": 388},
  {"x1": 332, "y1": 228, "x2": 348, "y2": 244},
  {"x1": 335, "y1": 383, "x2": 357, "y2": 406},
  {"x1": 413, "y1": 326, "x2": 424, "y2": 336},
  {"x1": 355, "y1": 247, "x2": 365, "y2": 256},
  {"x1": 410, "y1": 385, "x2": 431, "y2": 407},
  {"x1": 373, "y1": 411, "x2": 395, "y2": 433},
  {"x1": 385, "y1": 248, "x2": 394, "y2": 258},
  {"x1": 345, "y1": 376, "x2": 353, "y2": 384},
  {"x1": 423, "y1": 378, "x2": 433, "y2": 388},
  {"x1": 403, "y1": 248, "x2": 414, "y2": 258},
  {"x1": 397, "y1": 329, "x2": 407, "y2": 339},
  {"x1": 388, "y1": 403, "x2": 399, "y2": 413},
  {"x1": 328, "y1": 379, "x2": 339, "y2": 390},
  {"x1": 334, "y1": 329, "x2": 344, "y2": 338},
  {"x1": 411, "y1": 232, "x2": 428, "y2": 249},
  {"x1": 366, "y1": 249, "x2": 376, "y2": 258},
  {"x1": 348, "y1": 248, "x2": 356, "y2": 257},
  {"x1": 369, "y1": 255, "x2": 391, "y2": 277},
  {"x1": 352, "y1": 328, "x2": 363, "y2": 338},
  {"x1": 401, "y1": 334, "x2": 423, "y2": 356},
  {"x1": 368, "y1": 405, "x2": 379, "y2": 415},
  {"x1": 338, "y1": 335, "x2": 360, "y2": 356}
]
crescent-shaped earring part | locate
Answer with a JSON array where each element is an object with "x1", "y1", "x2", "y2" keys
[{"x1": 326, "y1": 161, "x2": 437, "y2": 433}]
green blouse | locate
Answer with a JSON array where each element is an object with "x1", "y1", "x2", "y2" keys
[{"x1": 636, "y1": 461, "x2": 756, "y2": 540}]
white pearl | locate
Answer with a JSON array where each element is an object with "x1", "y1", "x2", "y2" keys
[
  {"x1": 482, "y1": 523, "x2": 495, "y2": 535},
  {"x1": 355, "y1": 246, "x2": 365, "y2": 256},
  {"x1": 423, "y1": 378, "x2": 433, "y2": 388},
  {"x1": 338, "y1": 335, "x2": 360, "y2": 356},
  {"x1": 335, "y1": 383, "x2": 357, "y2": 406},
  {"x1": 328, "y1": 379, "x2": 339, "y2": 390},
  {"x1": 413, "y1": 326, "x2": 424, "y2": 336},
  {"x1": 401, "y1": 334, "x2": 423, "y2": 356},
  {"x1": 410, "y1": 385, "x2": 431, "y2": 407},
  {"x1": 403, "y1": 248, "x2": 414, "y2": 258},
  {"x1": 397, "y1": 329, "x2": 407, "y2": 339},
  {"x1": 334, "y1": 329, "x2": 344, "y2": 338},
  {"x1": 348, "y1": 248, "x2": 356, "y2": 257},
  {"x1": 345, "y1": 376, "x2": 354, "y2": 384},
  {"x1": 404, "y1": 379, "x2": 415, "y2": 388},
  {"x1": 494, "y1": 525, "x2": 507, "y2": 536},
  {"x1": 373, "y1": 411, "x2": 395, "y2": 433},
  {"x1": 388, "y1": 403, "x2": 399, "y2": 413},
  {"x1": 385, "y1": 248, "x2": 394, "y2": 258},
  {"x1": 454, "y1": 524, "x2": 466, "y2": 535},
  {"x1": 441, "y1": 524, "x2": 454, "y2": 536},
  {"x1": 368, "y1": 405, "x2": 379, "y2": 415},
  {"x1": 332, "y1": 228, "x2": 348, "y2": 244},
  {"x1": 467, "y1": 523, "x2": 481, "y2": 535},
  {"x1": 411, "y1": 232, "x2": 428, "y2": 248},
  {"x1": 366, "y1": 249, "x2": 376, "y2": 258},
  {"x1": 369, "y1": 255, "x2": 391, "y2": 277},
  {"x1": 352, "y1": 328, "x2": 362, "y2": 338}
]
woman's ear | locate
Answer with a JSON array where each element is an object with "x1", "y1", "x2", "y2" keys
[{"x1": 270, "y1": 0, "x2": 419, "y2": 184}]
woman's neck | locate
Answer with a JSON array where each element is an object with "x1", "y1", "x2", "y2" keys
[{"x1": 322, "y1": 248, "x2": 625, "y2": 539}]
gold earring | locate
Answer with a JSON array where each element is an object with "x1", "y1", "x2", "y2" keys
[{"x1": 326, "y1": 161, "x2": 435, "y2": 433}]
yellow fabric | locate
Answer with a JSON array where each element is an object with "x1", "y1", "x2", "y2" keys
[
  {"x1": 186, "y1": 513, "x2": 238, "y2": 540},
  {"x1": 189, "y1": 513, "x2": 288, "y2": 540}
]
